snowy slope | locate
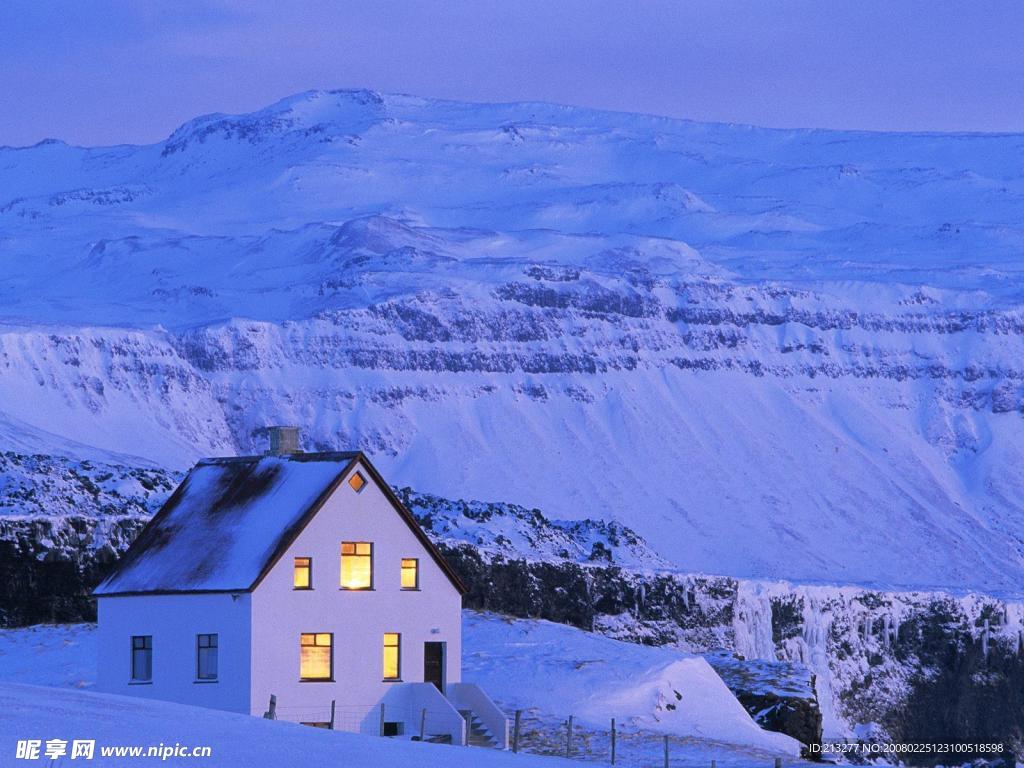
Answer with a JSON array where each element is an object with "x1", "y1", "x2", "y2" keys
[
  {"x1": 462, "y1": 612, "x2": 800, "y2": 756},
  {"x1": 2, "y1": 90, "x2": 1024, "y2": 591},
  {"x1": 0, "y1": 682, "x2": 585, "y2": 768}
]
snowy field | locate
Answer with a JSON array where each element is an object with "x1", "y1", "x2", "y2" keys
[{"x1": 0, "y1": 613, "x2": 812, "y2": 768}]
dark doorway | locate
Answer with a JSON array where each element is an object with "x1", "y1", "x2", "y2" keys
[{"x1": 424, "y1": 641, "x2": 445, "y2": 692}]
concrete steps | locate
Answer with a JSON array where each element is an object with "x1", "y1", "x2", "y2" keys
[{"x1": 458, "y1": 709, "x2": 498, "y2": 748}]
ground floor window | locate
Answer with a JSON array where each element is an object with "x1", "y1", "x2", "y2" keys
[
  {"x1": 131, "y1": 635, "x2": 152, "y2": 682},
  {"x1": 300, "y1": 633, "x2": 333, "y2": 680},
  {"x1": 197, "y1": 634, "x2": 218, "y2": 681},
  {"x1": 383, "y1": 632, "x2": 401, "y2": 680}
]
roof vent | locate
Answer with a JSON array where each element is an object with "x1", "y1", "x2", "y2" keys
[{"x1": 267, "y1": 426, "x2": 301, "y2": 456}]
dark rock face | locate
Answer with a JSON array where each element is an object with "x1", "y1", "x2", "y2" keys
[
  {"x1": 854, "y1": 599, "x2": 1024, "y2": 765},
  {"x1": 736, "y1": 691, "x2": 822, "y2": 756},
  {"x1": 705, "y1": 651, "x2": 822, "y2": 754},
  {"x1": 0, "y1": 516, "x2": 147, "y2": 626}
]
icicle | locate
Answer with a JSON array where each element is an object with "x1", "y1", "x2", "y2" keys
[{"x1": 882, "y1": 614, "x2": 891, "y2": 651}]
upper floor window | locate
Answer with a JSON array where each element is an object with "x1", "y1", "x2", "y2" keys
[
  {"x1": 293, "y1": 557, "x2": 312, "y2": 589},
  {"x1": 196, "y1": 634, "x2": 218, "y2": 681},
  {"x1": 300, "y1": 633, "x2": 333, "y2": 681},
  {"x1": 401, "y1": 558, "x2": 419, "y2": 590},
  {"x1": 340, "y1": 542, "x2": 373, "y2": 590},
  {"x1": 348, "y1": 472, "x2": 367, "y2": 493},
  {"x1": 131, "y1": 635, "x2": 152, "y2": 682}
]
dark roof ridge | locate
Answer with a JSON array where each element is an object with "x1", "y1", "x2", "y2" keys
[{"x1": 197, "y1": 450, "x2": 362, "y2": 465}]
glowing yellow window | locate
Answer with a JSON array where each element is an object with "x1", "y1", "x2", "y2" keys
[
  {"x1": 383, "y1": 633, "x2": 401, "y2": 680},
  {"x1": 348, "y1": 472, "x2": 366, "y2": 493},
  {"x1": 299, "y1": 633, "x2": 332, "y2": 680},
  {"x1": 400, "y1": 558, "x2": 419, "y2": 590},
  {"x1": 293, "y1": 557, "x2": 312, "y2": 589},
  {"x1": 340, "y1": 542, "x2": 373, "y2": 589}
]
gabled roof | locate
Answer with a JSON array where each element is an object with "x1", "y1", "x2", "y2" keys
[{"x1": 94, "y1": 451, "x2": 466, "y2": 597}]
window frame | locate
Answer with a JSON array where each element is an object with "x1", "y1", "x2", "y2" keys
[
  {"x1": 130, "y1": 635, "x2": 152, "y2": 683},
  {"x1": 196, "y1": 633, "x2": 218, "y2": 682},
  {"x1": 382, "y1": 632, "x2": 402, "y2": 681},
  {"x1": 340, "y1": 541, "x2": 374, "y2": 590},
  {"x1": 299, "y1": 632, "x2": 334, "y2": 682},
  {"x1": 348, "y1": 471, "x2": 367, "y2": 493},
  {"x1": 293, "y1": 556, "x2": 313, "y2": 590},
  {"x1": 400, "y1": 558, "x2": 420, "y2": 590}
]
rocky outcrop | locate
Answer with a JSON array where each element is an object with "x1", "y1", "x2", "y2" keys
[{"x1": 0, "y1": 515, "x2": 147, "y2": 626}]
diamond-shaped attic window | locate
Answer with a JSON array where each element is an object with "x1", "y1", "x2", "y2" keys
[{"x1": 348, "y1": 472, "x2": 366, "y2": 493}]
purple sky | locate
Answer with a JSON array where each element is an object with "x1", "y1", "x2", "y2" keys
[{"x1": 3, "y1": 0, "x2": 1023, "y2": 147}]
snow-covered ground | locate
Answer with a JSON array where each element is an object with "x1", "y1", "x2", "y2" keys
[
  {"x1": 0, "y1": 683, "x2": 581, "y2": 768},
  {"x1": 0, "y1": 614, "x2": 810, "y2": 767},
  {"x1": 463, "y1": 612, "x2": 800, "y2": 755}
]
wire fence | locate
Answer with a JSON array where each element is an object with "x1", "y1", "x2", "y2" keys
[
  {"x1": 263, "y1": 695, "x2": 799, "y2": 768},
  {"x1": 506, "y1": 708, "x2": 794, "y2": 768}
]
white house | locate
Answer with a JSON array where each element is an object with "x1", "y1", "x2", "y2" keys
[{"x1": 94, "y1": 428, "x2": 507, "y2": 748}]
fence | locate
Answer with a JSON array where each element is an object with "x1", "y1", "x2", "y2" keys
[
  {"x1": 507, "y1": 708, "x2": 793, "y2": 768},
  {"x1": 262, "y1": 695, "x2": 795, "y2": 767}
]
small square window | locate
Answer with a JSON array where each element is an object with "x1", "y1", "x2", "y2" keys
[{"x1": 348, "y1": 472, "x2": 366, "y2": 493}]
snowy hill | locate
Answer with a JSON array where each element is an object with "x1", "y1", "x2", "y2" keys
[{"x1": 2, "y1": 90, "x2": 1024, "y2": 591}]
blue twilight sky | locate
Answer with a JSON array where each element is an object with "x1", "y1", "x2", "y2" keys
[{"x1": 2, "y1": 0, "x2": 1023, "y2": 147}]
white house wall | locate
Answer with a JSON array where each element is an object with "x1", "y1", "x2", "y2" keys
[
  {"x1": 96, "y1": 592, "x2": 252, "y2": 713},
  {"x1": 249, "y1": 460, "x2": 463, "y2": 721}
]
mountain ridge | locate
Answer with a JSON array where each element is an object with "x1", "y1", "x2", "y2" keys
[{"x1": 1, "y1": 90, "x2": 1023, "y2": 592}]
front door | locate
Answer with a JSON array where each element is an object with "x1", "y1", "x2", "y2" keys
[{"x1": 424, "y1": 642, "x2": 444, "y2": 692}]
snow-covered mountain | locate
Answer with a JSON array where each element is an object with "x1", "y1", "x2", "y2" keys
[{"x1": 2, "y1": 89, "x2": 1024, "y2": 592}]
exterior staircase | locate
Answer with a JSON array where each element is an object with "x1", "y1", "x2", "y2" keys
[{"x1": 459, "y1": 709, "x2": 498, "y2": 748}]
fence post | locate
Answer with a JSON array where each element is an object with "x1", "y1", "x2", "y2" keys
[
  {"x1": 419, "y1": 708, "x2": 427, "y2": 741},
  {"x1": 610, "y1": 718, "x2": 616, "y2": 765},
  {"x1": 566, "y1": 715, "x2": 574, "y2": 757},
  {"x1": 262, "y1": 694, "x2": 277, "y2": 720},
  {"x1": 379, "y1": 703, "x2": 386, "y2": 736},
  {"x1": 663, "y1": 735, "x2": 669, "y2": 768},
  {"x1": 512, "y1": 710, "x2": 522, "y2": 753},
  {"x1": 774, "y1": 759, "x2": 782, "y2": 768},
  {"x1": 329, "y1": 700, "x2": 336, "y2": 730},
  {"x1": 711, "y1": 761, "x2": 716, "y2": 768}
]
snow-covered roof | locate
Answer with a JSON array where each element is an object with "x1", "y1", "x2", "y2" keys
[{"x1": 94, "y1": 452, "x2": 359, "y2": 596}]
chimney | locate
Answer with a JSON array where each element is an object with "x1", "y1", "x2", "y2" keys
[{"x1": 267, "y1": 426, "x2": 301, "y2": 456}]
